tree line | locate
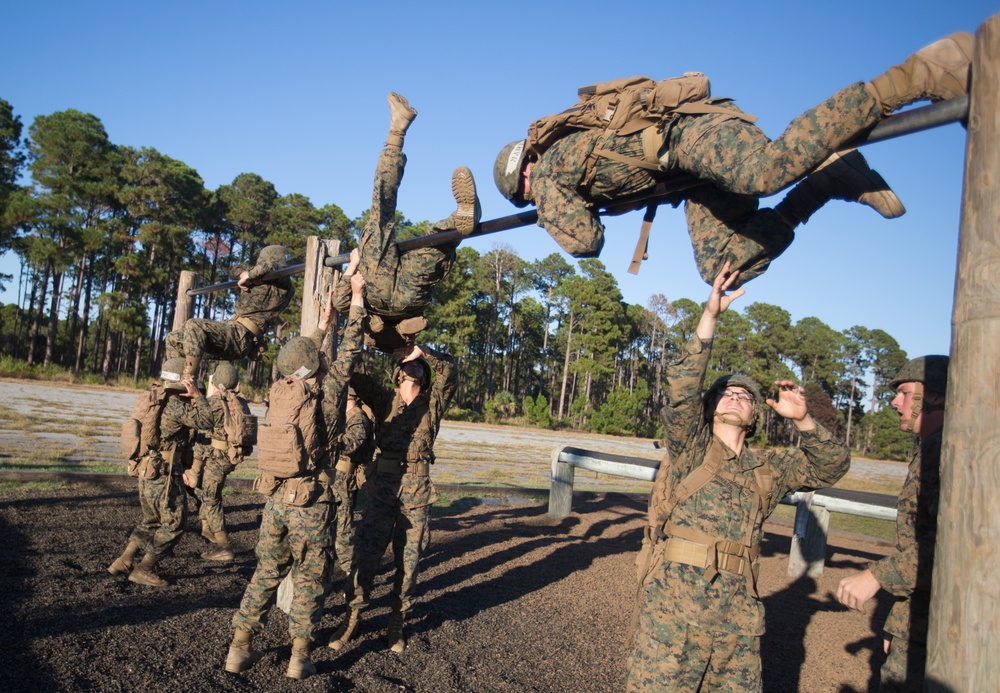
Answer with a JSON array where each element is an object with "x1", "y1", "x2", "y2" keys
[{"x1": 0, "y1": 99, "x2": 915, "y2": 459}]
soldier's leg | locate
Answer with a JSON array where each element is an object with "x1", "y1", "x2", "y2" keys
[
  {"x1": 703, "y1": 632, "x2": 761, "y2": 693},
  {"x1": 146, "y1": 473, "x2": 188, "y2": 562},
  {"x1": 127, "y1": 477, "x2": 161, "y2": 553},
  {"x1": 625, "y1": 577, "x2": 713, "y2": 692},
  {"x1": 199, "y1": 458, "x2": 228, "y2": 537},
  {"x1": 331, "y1": 471, "x2": 356, "y2": 581},
  {"x1": 391, "y1": 500, "x2": 430, "y2": 616},
  {"x1": 390, "y1": 243, "x2": 458, "y2": 320},
  {"x1": 283, "y1": 499, "x2": 333, "y2": 679},
  {"x1": 684, "y1": 186, "x2": 794, "y2": 286},
  {"x1": 669, "y1": 82, "x2": 882, "y2": 197},
  {"x1": 232, "y1": 498, "x2": 293, "y2": 635}
]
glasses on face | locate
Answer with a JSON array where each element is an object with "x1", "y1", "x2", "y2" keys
[{"x1": 720, "y1": 389, "x2": 754, "y2": 403}]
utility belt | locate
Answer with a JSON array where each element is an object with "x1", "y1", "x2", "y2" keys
[
  {"x1": 656, "y1": 524, "x2": 760, "y2": 598},
  {"x1": 376, "y1": 454, "x2": 430, "y2": 477},
  {"x1": 234, "y1": 316, "x2": 263, "y2": 337}
]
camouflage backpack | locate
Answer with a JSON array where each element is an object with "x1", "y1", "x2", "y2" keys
[
  {"x1": 256, "y1": 378, "x2": 320, "y2": 478},
  {"x1": 120, "y1": 386, "x2": 169, "y2": 471},
  {"x1": 220, "y1": 390, "x2": 257, "y2": 462}
]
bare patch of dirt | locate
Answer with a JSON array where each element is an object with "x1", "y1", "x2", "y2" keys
[{"x1": 0, "y1": 477, "x2": 894, "y2": 692}]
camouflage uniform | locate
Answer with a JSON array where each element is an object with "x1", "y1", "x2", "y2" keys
[
  {"x1": 192, "y1": 392, "x2": 245, "y2": 538},
  {"x1": 328, "y1": 404, "x2": 374, "y2": 583},
  {"x1": 332, "y1": 148, "x2": 457, "y2": 319},
  {"x1": 349, "y1": 346, "x2": 458, "y2": 616},
  {"x1": 868, "y1": 429, "x2": 941, "y2": 692},
  {"x1": 231, "y1": 304, "x2": 366, "y2": 645},
  {"x1": 128, "y1": 388, "x2": 215, "y2": 561},
  {"x1": 531, "y1": 82, "x2": 881, "y2": 284},
  {"x1": 626, "y1": 334, "x2": 849, "y2": 692},
  {"x1": 166, "y1": 254, "x2": 294, "y2": 363}
]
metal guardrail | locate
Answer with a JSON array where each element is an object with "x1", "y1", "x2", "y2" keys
[{"x1": 549, "y1": 445, "x2": 897, "y2": 521}]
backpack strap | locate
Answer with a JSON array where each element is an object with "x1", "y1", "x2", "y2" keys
[{"x1": 628, "y1": 205, "x2": 657, "y2": 275}]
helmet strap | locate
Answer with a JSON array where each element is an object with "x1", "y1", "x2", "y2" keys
[{"x1": 902, "y1": 382, "x2": 924, "y2": 433}]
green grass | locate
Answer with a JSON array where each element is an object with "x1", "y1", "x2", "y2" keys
[
  {"x1": 0, "y1": 479, "x2": 72, "y2": 494},
  {"x1": 770, "y1": 503, "x2": 896, "y2": 542}
]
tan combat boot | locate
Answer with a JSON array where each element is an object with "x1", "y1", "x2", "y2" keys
[
  {"x1": 386, "y1": 92, "x2": 417, "y2": 149},
  {"x1": 108, "y1": 541, "x2": 140, "y2": 576},
  {"x1": 869, "y1": 32, "x2": 975, "y2": 116},
  {"x1": 776, "y1": 148, "x2": 904, "y2": 227},
  {"x1": 201, "y1": 531, "x2": 235, "y2": 561},
  {"x1": 387, "y1": 609, "x2": 406, "y2": 653},
  {"x1": 200, "y1": 520, "x2": 214, "y2": 543},
  {"x1": 285, "y1": 638, "x2": 316, "y2": 680},
  {"x1": 182, "y1": 355, "x2": 201, "y2": 380},
  {"x1": 128, "y1": 554, "x2": 168, "y2": 587},
  {"x1": 328, "y1": 608, "x2": 362, "y2": 651},
  {"x1": 451, "y1": 166, "x2": 481, "y2": 236},
  {"x1": 224, "y1": 629, "x2": 259, "y2": 674}
]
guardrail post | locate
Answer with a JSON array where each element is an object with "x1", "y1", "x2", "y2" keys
[
  {"x1": 548, "y1": 447, "x2": 575, "y2": 519},
  {"x1": 788, "y1": 492, "x2": 831, "y2": 578},
  {"x1": 173, "y1": 271, "x2": 201, "y2": 331}
]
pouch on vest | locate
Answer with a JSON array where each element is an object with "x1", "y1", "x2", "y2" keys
[
  {"x1": 254, "y1": 471, "x2": 281, "y2": 497},
  {"x1": 221, "y1": 392, "x2": 257, "y2": 461},
  {"x1": 256, "y1": 422, "x2": 309, "y2": 478},
  {"x1": 282, "y1": 475, "x2": 320, "y2": 507},
  {"x1": 121, "y1": 387, "x2": 167, "y2": 461}
]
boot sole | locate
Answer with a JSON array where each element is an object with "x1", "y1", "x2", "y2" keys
[
  {"x1": 817, "y1": 149, "x2": 905, "y2": 219},
  {"x1": 451, "y1": 167, "x2": 479, "y2": 236}
]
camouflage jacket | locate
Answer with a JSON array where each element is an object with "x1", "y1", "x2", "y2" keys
[
  {"x1": 532, "y1": 129, "x2": 664, "y2": 258},
  {"x1": 232, "y1": 254, "x2": 294, "y2": 333},
  {"x1": 648, "y1": 334, "x2": 850, "y2": 635},
  {"x1": 306, "y1": 304, "x2": 368, "y2": 468},
  {"x1": 340, "y1": 405, "x2": 374, "y2": 466},
  {"x1": 156, "y1": 390, "x2": 215, "y2": 471},
  {"x1": 351, "y1": 347, "x2": 458, "y2": 464},
  {"x1": 192, "y1": 393, "x2": 229, "y2": 463},
  {"x1": 870, "y1": 428, "x2": 941, "y2": 643}
]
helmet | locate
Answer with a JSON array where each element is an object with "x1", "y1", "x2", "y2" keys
[
  {"x1": 160, "y1": 357, "x2": 187, "y2": 391},
  {"x1": 703, "y1": 373, "x2": 763, "y2": 436},
  {"x1": 257, "y1": 244, "x2": 292, "y2": 270},
  {"x1": 494, "y1": 140, "x2": 530, "y2": 208},
  {"x1": 889, "y1": 355, "x2": 949, "y2": 393},
  {"x1": 212, "y1": 362, "x2": 239, "y2": 390},
  {"x1": 276, "y1": 337, "x2": 319, "y2": 380},
  {"x1": 393, "y1": 356, "x2": 431, "y2": 390}
]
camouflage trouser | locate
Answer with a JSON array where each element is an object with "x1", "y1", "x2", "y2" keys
[
  {"x1": 626, "y1": 576, "x2": 761, "y2": 692},
  {"x1": 164, "y1": 318, "x2": 256, "y2": 362},
  {"x1": 668, "y1": 81, "x2": 881, "y2": 284},
  {"x1": 195, "y1": 454, "x2": 235, "y2": 536},
  {"x1": 879, "y1": 636, "x2": 926, "y2": 693},
  {"x1": 349, "y1": 468, "x2": 438, "y2": 615},
  {"x1": 232, "y1": 489, "x2": 334, "y2": 643},
  {"x1": 129, "y1": 471, "x2": 188, "y2": 561},
  {"x1": 336, "y1": 148, "x2": 457, "y2": 317},
  {"x1": 328, "y1": 468, "x2": 358, "y2": 581}
]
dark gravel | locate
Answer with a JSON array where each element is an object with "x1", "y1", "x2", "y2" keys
[{"x1": 0, "y1": 477, "x2": 894, "y2": 692}]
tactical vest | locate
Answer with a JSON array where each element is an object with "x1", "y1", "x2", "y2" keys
[
  {"x1": 256, "y1": 378, "x2": 319, "y2": 478},
  {"x1": 217, "y1": 390, "x2": 257, "y2": 463},
  {"x1": 121, "y1": 386, "x2": 169, "y2": 463}
]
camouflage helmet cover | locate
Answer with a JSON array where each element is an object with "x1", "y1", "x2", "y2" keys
[
  {"x1": 889, "y1": 355, "x2": 949, "y2": 393},
  {"x1": 494, "y1": 140, "x2": 530, "y2": 208},
  {"x1": 160, "y1": 357, "x2": 187, "y2": 391},
  {"x1": 212, "y1": 362, "x2": 239, "y2": 390},
  {"x1": 703, "y1": 373, "x2": 763, "y2": 435},
  {"x1": 276, "y1": 337, "x2": 319, "y2": 380},
  {"x1": 257, "y1": 244, "x2": 292, "y2": 269}
]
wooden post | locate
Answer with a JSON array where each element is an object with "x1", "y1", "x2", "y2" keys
[
  {"x1": 787, "y1": 492, "x2": 830, "y2": 578},
  {"x1": 548, "y1": 446, "x2": 575, "y2": 519},
  {"x1": 173, "y1": 271, "x2": 200, "y2": 331},
  {"x1": 300, "y1": 237, "x2": 342, "y2": 353},
  {"x1": 926, "y1": 14, "x2": 1000, "y2": 691}
]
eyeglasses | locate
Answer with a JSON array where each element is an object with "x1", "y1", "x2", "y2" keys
[{"x1": 720, "y1": 389, "x2": 754, "y2": 403}]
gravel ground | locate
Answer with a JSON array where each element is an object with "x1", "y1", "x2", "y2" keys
[{"x1": 0, "y1": 477, "x2": 896, "y2": 692}]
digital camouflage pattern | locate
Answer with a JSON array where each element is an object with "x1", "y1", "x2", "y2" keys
[
  {"x1": 329, "y1": 405, "x2": 374, "y2": 580},
  {"x1": 165, "y1": 250, "x2": 294, "y2": 362},
  {"x1": 332, "y1": 148, "x2": 458, "y2": 319},
  {"x1": 626, "y1": 334, "x2": 849, "y2": 692},
  {"x1": 529, "y1": 82, "x2": 881, "y2": 285},
  {"x1": 349, "y1": 346, "x2": 458, "y2": 614},
  {"x1": 869, "y1": 428, "x2": 941, "y2": 691},
  {"x1": 231, "y1": 304, "x2": 366, "y2": 645},
  {"x1": 192, "y1": 392, "x2": 240, "y2": 537},
  {"x1": 128, "y1": 388, "x2": 215, "y2": 561}
]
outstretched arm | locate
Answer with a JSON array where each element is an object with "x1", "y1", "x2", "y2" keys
[{"x1": 696, "y1": 261, "x2": 744, "y2": 341}]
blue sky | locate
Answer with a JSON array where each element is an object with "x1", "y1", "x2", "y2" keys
[{"x1": 2, "y1": 1, "x2": 994, "y2": 364}]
